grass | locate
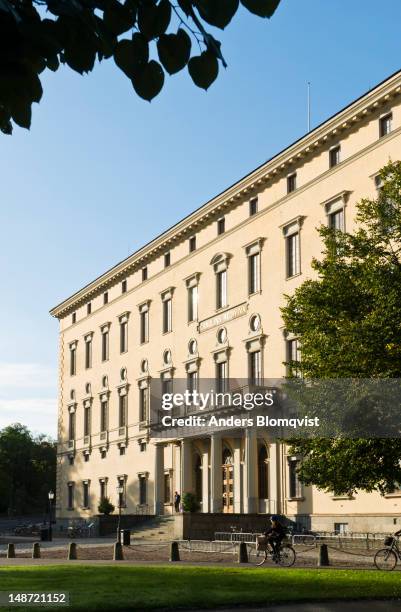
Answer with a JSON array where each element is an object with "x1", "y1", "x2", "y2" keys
[{"x1": 0, "y1": 564, "x2": 400, "y2": 611}]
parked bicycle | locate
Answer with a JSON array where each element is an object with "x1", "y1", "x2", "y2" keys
[
  {"x1": 374, "y1": 530, "x2": 401, "y2": 570},
  {"x1": 253, "y1": 535, "x2": 296, "y2": 567}
]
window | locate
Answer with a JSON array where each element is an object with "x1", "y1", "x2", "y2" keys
[
  {"x1": 122, "y1": 280, "x2": 127, "y2": 293},
  {"x1": 85, "y1": 336, "x2": 92, "y2": 369},
  {"x1": 216, "y1": 361, "x2": 227, "y2": 394},
  {"x1": 86, "y1": 302, "x2": 92, "y2": 316},
  {"x1": 286, "y1": 232, "x2": 300, "y2": 277},
  {"x1": 286, "y1": 338, "x2": 301, "y2": 377},
  {"x1": 83, "y1": 482, "x2": 90, "y2": 508},
  {"x1": 249, "y1": 350, "x2": 262, "y2": 385},
  {"x1": 100, "y1": 480, "x2": 106, "y2": 502},
  {"x1": 329, "y1": 145, "x2": 340, "y2": 168},
  {"x1": 161, "y1": 375, "x2": 172, "y2": 396},
  {"x1": 258, "y1": 446, "x2": 269, "y2": 499},
  {"x1": 100, "y1": 399, "x2": 108, "y2": 432},
  {"x1": 139, "y1": 388, "x2": 148, "y2": 422},
  {"x1": 379, "y1": 113, "x2": 392, "y2": 137},
  {"x1": 68, "y1": 411, "x2": 75, "y2": 441},
  {"x1": 101, "y1": 327, "x2": 109, "y2": 361},
  {"x1": 139, "y1": 475, "x2": 147, "y2": 505},
  {"x1": 67, "y1": 483, "x2": 74, "y2": 510},
  {"x1": 163, "y1": 298, "x2": 172, "y2": 333},
  {"x1": 142, "y1": 267, "x2": 148, "y2": 281},
  {"x1": 84, "y1": 453, "x2": 89, "y2": 463},
  {"x1": 101, "y1": 449, "x2": 107, "y2": 459},
  {"x1": 119, "y1": 446, "x2": 126, "y2": 456},
  {"x1": 164, "y1": 252, "x2": 171, "y2": 268},
  {"x1": 119, "y1": 394, "x2": 127, "y2": 427},
  {"x1": 189, "y1": 235, "x2": 196, "y2": 252},
  {"x1": 248, "y1": 253, "x2": 260, "y2": 294},
  {"x1": 249, "y1": 197, "x2": 258, "y2": 216},
  {"x1": 288, "y1": 458, "x2": 302, "y2": 498},
  {"x1": 70, "y1": 344, "x2": 77, "y2": 376},
  {"x1": 72, "y1": 312, "x2": 76, "y2": 324},
  {"x1": 68, "y1": 456, "x2": 74, "y2": 466},
  {"x1": 334, "y1": 522, "x2": 348, "y2": 535},
  {"x1": 187, "y1": 370, "x2": 198, "y2": 394},
  {"x1": 329, "y1": 208, "x2": 344, "y2": 231},
  {"x1": 188, "y1": 285, "x2": 198, "y2": 322},
  {"x1": 287, "y1": 173, "x2": 297, "y2": 194},
  {"x1": 140, "y1": 309, "x2": 149, "y2": 343},
  {"x1": 140, "y1": 441, "x2": 147, "y2": 452},
  {"x1": 84, "y1": 406, "x2": 91, "y2": 436},
  {"x1": 103, "y1": 292, "x2": 108, "y2": 305},
  {"x1": 216, "y1": 270, "x2": 227, "y2": 309},
  {"x1": 120, "y1": 319, "x2": 128, "y2": 353},
  {"x1": 217, "y1": 217, "x2": 225, "y2": 235},
  {"x1": 164, "y1": 473, "x2": 171, "y2": 504}
]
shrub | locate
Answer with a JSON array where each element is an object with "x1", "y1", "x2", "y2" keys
[
  {"x1": 98, "y1": 496, "x2": 115, "y2": 515},
  {"x1": 182, "y1": 492, "x2": 200, "y2": 513}
]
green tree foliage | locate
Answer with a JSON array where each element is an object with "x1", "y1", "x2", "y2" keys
[
  {"x1": 182, "y1": 491, "x2": 200, "y2": 512},
  {"x1": 281, "y1": 160, "x2": 401, "y2": 496},
  {"x1": 0, "y1": 423, "x2": 56, "y2": 514},
  {"x1": 0, "y1": 0, "x2": 281, "y2": 134},
  {"x1": 98, "y1": 496, "x2": 115, "y2": 515}
]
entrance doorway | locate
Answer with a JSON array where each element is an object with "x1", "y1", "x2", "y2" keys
[{"x1": 222, "y1": 448, "x2": 234, "y2": 513}]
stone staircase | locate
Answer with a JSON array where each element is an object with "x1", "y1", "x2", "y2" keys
[{"x1": 129, "y1": 515, "x2": 176, "y2": 541}]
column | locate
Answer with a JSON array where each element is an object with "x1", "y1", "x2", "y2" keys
[
  {"x1": 244, "y1": 428, "x2": 258, "y2": 513},
  {"x1": 154, "y1": 444, "x2": 164, "y2": 515},
  {"x1": 210, "y1": 434, "x2": 222, "y2": 513},
  {"x1": 269, "y1": 440, "x2": 279, "y2": 515},
  {"x1": 181, "y1": 439, "x2": 192, "y2": 495},
  {"x1": 233, "y1": 438, "x2": 242, "y2": 513},
  {"x1": 201, "y1": 440, "x2": 210, "y2": 513},
  {"x1": 173, "y1": 443, "x2": 181, "y2": 499}
]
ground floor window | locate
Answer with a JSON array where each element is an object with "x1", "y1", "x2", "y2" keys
[
  {"x1": 164, "y1": 473, "x2": 171, "y2": 504},
  {"x1": 258, "y1": 445, "x2": 269, "y2": 499},
  {"x1": 139, "y1": 475, "x2": 147, "y2": 505}
]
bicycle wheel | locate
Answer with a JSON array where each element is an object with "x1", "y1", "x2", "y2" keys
[
  {"x1": 254, "y1": 549, "x2": 268, "y2": 566},
  {"x1": 374, "y1": 548, "x2": 397, "y2": 571},
  {"x1": 277, "y1": 545, "x2": 296, "y2": 567}
]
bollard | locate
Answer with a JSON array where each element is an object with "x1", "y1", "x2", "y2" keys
[
  {"x1": 238, "y1": 541, "x2": 248, "y2": 564},
  {"x1": 169, "y1": 541, "x2": 180, "y2": 562},
  {"x1": 318, "y1": 543, "x2": 329, "y2": 567},
  {"x1": 7, "y1": 543, "x2": 15, "y2": 559},
  {"x1": 113, "y1": 541, "x2": 124, "y2": 561},
  {"x1": 32, "y1": 543, "x2": 41, "y2": 559},
  {"x1": 67, "y1": 542, "x2": 77, "y2": 560}
]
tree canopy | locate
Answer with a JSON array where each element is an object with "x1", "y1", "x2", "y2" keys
[
  {"x1": 281, "y1": 160, "x2": 401, "y2": 496},
  {"x1": 0, "y1": 0, "x2": 281, "y2": 134}
]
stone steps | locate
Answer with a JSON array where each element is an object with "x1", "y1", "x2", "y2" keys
[{"x1": 129, "y1": 516, "x2": 175, "y2": 541}]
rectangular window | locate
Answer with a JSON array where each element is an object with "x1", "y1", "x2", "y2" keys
[
  {"x1": 142, "y1": 267, "x2": 148, "y2": 281},
  {"x1": 83, "y1": 482, "x2": 89, "y2": 508},
  {"x1": 139, "y1": 388, "x2": 148, "y2": 422},
  {"x1": 249, "y1": 350, "x2": 262, "y2": 385},
  {"x1": 187, "y1": 371, "x2": 198, "y2": 394},
  {"x1": 286, "y1": 232, "x2": 300, "y2": 277},
  {"x1": 139, "y1": 475, "x2": 147, "y2": 505},
  {"x1": 188, "y1": 285, "x2": 198, "y2": 322},
  {"x1": 100, "y1": 400, "x2": 108, "y2": 432},
  {"x1": 334, "y1": 523, "x2": 349, "y2": 535},
  {"x1": 68, "y1": 412, "x2": 75, "y2": 441},
  {"x1": 140, "y1": 310, "x2": 149, "y2": 343},
  {"x1": 84, "y1": 406, "x2": 91, "y2": 436},
  {"x1": 67, "y1": 483, "x2": 74, "y2": 510},
  {"x1": 329, "y1": 208, "x2": 344, "y2": 231},
  {"x1": 287, "y1": 173, "x2": 297, "y2": 194},
  {"x1": 103, "y1": 292, "x2": 108, "y2": 305},
  {"x1": 286, "y1": 339, "x2": 301, "y2": 377},
  {"x1": 163, "y1": 298, "x2": 172, "y2": 333},
  {"x1": 100, "y1": 481, "x2": 106, "y2": 502},
  {"x1": 120, "y1": 320, "x2": 128, "y2": 353},
  {"x1": 101, "y1": 450, "x2": 107, "y2": 459},
  {"x1": 164, "y1": 252, "x2": 171, "y2": 268},
  {"x1": 249, "y1": 197, "x2": 258, "y2": 216},
  {"x1": 72, "y1": 312, "x2": 76, "y2": 324},
  {"x1": 379, "y1": 113, "x2": 392, "y2": 137},
  {"x1": 122, "y1": 280, "x2": 127, "y2": 293},
  {"x1": 119, "y1": 394, "x2": 127, "y2": 427},
  {"x1": 161, "y1": 377, "x2": 172, "y2": 397},
  {"x1": 84, "y1": 453, "x2": 89, "y2": 463},
  {"x1": 140, "y1": 442, "x2": 147, "y2": 452},
  {"x1": 329, "y1": 145, "x2": 340, "y2": 168},
  {"x1": 248, "y1": 252, "x2": 260, "y2": 294},
  {"x1": 85, "y1": 338, "x2": 92, "y2": 369},
  {"x1": 289, "y1": 459, "x2": 301, "y2": 498},
  {"x1": 189, "y1": 235, "x2": 196, "y2": 252},
  {"x1": 87, "y1": 302, "x2": 92, "y2": 315},
  {"x1": 70, "y1": 346, "x2": 76, "y2": 376},
  {"x1": 216, "y1": 270, "x2": 227, "y2": 309},
  {"x1": 101, "y1": 329, "x2": 109, "y2": 361},
  {"x1": 164, "y1": 473, "x2": 171, "y2": 504},
  {"x1": 217, "y1": 217, "x2": 225, "y2": 235},
  {"x1": 119, "y1": 446, "x2": 125, "y2": 456},
  {"x1": 216, "y1": 361, "x2": 227, "y2": 394}
]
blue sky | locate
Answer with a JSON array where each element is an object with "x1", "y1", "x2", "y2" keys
[{"x1": 1, "y1": 0, "x2": 401, "y2": 437}]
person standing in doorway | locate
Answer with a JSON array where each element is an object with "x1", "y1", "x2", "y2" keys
[{"x1": 174, "y1": 491, "x2": 181, "y2": 513}]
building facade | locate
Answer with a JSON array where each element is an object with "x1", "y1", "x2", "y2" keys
[{"x1": 51, "y1": 69, "x2": 401, "y2": 533}]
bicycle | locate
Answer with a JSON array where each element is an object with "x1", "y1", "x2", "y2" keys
[
  {"x1": 374, "y1": 535, "x2": 401, "y2": 570},
  {"x1": 253, "y1": 535, "x2": 296, "y2": 567}
]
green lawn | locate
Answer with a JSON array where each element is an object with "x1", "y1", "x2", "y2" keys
[{"x1": 0, "y1": 564, "x2": 400, "y2": 611}]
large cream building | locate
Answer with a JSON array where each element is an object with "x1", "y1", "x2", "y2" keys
[{"x1": 51, "y1": 69, "x2": 401, "y2": 534}]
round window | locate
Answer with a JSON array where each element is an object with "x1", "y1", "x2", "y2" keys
[
  {"x1": 141, "y1": 359, "x2": 148, "y2": 373},
  {"x1": 120, "y1": 367, "x2": 127, "y2": 381},
  {"x1": 217, "y1": 327, "x2": 227, "y2": 344},
  {"x1": 102, "y1": 375, "x2": 108, "y2": 388},
  {"x1": 250, "y1": 314, "x2": 261, "y2": 332},
  {"x1": 188, "y1": 339, "x2": 198, "y2": 355},
  {"x1": 85, "y1": 383, "x2": 91, "y2": 395},
  {"x1": 70, "y1": 389, "x2": 75, "y2": 400},
  {"x1": 163, "y1": 349, "x2": 172, "y2": 365}
]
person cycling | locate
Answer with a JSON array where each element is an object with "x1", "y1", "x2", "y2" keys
[{"x1": 264, "y1": 515, "x2": 286, "y2": 560}]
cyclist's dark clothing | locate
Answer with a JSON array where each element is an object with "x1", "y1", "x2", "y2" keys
[{"x1": 264, "y1": 523, "x2": 286, "y2": 556}]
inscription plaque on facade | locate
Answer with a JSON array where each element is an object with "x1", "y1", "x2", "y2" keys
[{"x1": 198, "y1": 302, "x2": 248, "y2": 333}]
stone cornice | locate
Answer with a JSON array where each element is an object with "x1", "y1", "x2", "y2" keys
[{"x1": 50, "y1": 70, "x2": 401, "y2": 319}]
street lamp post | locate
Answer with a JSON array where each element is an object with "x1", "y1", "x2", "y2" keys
[
  {"x1": 48, "y1": 490, "x2": 55, "y2": 542},
  {"x1": 116, "y1": 484, "x2": 124, "y2": 544}
]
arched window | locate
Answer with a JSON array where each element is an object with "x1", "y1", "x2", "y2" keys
[
  {"x1": 222, "y1": 447, "x2": 233, "y2": 465},
  {"x1": 258, "y1": 445, "x2": 269, "y2": 499}
]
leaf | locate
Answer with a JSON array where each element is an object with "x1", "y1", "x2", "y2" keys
[
  {"x1": 138, "y1": 0, "x2": 171, "y2": 40},
  {"x1": 240, "y1": 0, "x2": 281, "y2": 18},
  {"x1": 114, "y1": 35, "x2": 149, "y2": 78},
  {"x1": 157, "y1": 29, "x2": 191, "y2": 75},
  {"x1": 131, "y1": 60, "x2": 164, "y2": 101},
  {"x1": 188, "y1": 50, "x2": 218, "y2": 90},
  {"x1": 11, "y1": 99, "x2": 32, "y2": 129},
  {"x1": 104, "y1": 1, "x2": 134, "y2": 36},
  {"x1": 194, "y1": 0, "x2": 239, "y2": 29}
]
